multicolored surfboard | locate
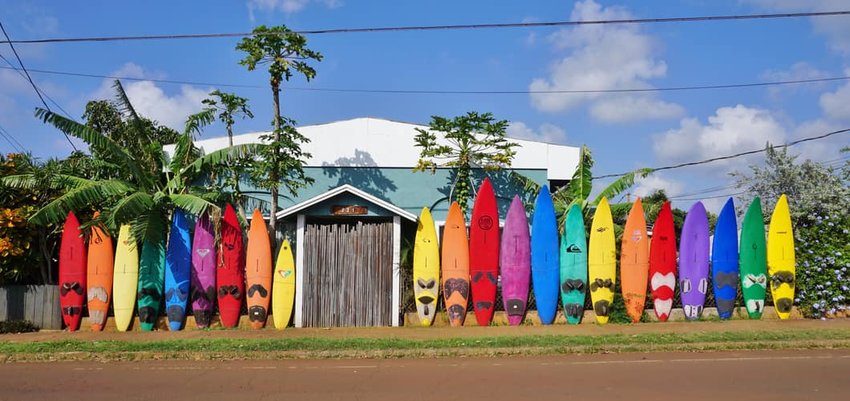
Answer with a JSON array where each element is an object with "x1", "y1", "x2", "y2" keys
[
  {"x1": 441, "y1": 202, "x2": 470, "y2": 327},
  {"x1": 469, "y1": 178, "x2": 499, "y2": 326},
  {"x1": 112, "y1": 225, "x2": 138, "y2": 332},
  {"x1": 246, "y1": 209, "x2": 272, "y2": 329},
  {"x1": 560, "y1": 204, "x2": 587, "y2": 325},
  {"x1": 768, "y1": 194, "x2": 796, "y2": 319},
  {"x1": 620, "y1": 198, "x2": 649, "y2": 323},
  {"x1": 740, "y1": 197, "x2": 767, "y2": 318},
  {"x1": 217, "y1": 204, "x2": 245, "y2": 328},
  {"x1": 649, "y1": 202, "x2": 676, "y2": 321},
  {"x1": 164, "y1": 208, "x2": 191, "y2": 331},
  {"x1": 86, "y1": 212, "x2": 113, "y2": 332},
  {"x1": 588, "y1": 198, "x2": 616, "y2": 324},
  {"x1": 413, "y1": 207, "x2": 440, "y2": 326},
  {"x1": 712, "y1": 198, "x2": 739, "y2": 319},
  {"x1": 138, "y1": 238, "x2": 165, "y2": 331},
  {"x1": 191, "y1": 211, "x2": 216, "y2": 328},
  {"x1": 501, "y1": 196, "x2": 530, "y2": 326},
  {"x1": 531, "y1": 187, "x2": 559, "y2": 325},
  {"x1": 679, "y1": 202, "x2": 710, "y2": 320},
  {"x1": 59, "y1": 211, "x2": 86, "y2": 332},
  {"x1": 272, "y1": 239, "x2": 296, "y2": 329}
]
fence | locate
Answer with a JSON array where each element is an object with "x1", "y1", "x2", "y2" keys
[{"x1": 0, "y1": 285, "x2": 62, "y2": 329}]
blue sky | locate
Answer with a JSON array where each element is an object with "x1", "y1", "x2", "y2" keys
[{"x1": 1, "y1": 0, "x2": 849, "y2": 213}]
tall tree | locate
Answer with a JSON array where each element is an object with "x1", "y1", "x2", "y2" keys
[
  {"x1": 236, "y1": 25, "x2": 322, "y2": 241},
  {"x1": 200, "y1": 90, "x2": 254, "y2": 219},
  {"x1": 413, "y1": 111, "x2": 519, "y2": 214},
  {"x1": 2, "y1": 81, "x2": 259, "y2": 246}
]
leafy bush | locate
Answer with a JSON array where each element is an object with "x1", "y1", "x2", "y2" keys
[
  {"x1": 794, "y1": 211, "x2": 850, "y2": 318},
  {"x1": 0, "y1": 320, "x2": 39, "y2": 334}
]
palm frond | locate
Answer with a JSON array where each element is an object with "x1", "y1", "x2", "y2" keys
[
  {"x1": 128, "y1": 206, "x2": 169, "y2": 245},
  {"x1": 171, "y1": 194, "x2": 219, "y2": 217},
  {"x1": 112, "y1": 80, "x2": 150, "y2": 146},
  {"x1": 29, "y1": 179, "x2": 135, "y2": 226},
  {"x1": 35, "y1": 108, "x2": 153, "y2": 188},
  {"x1": 106, "y1": 191, "x2": 155, "y2": 230},
  {"x1": 1, "y1": 173, "x2": 92, "y2": 192},
  {"x1": 180, "y1": 143, "x2": 262, "y2": 178},
  {"x1": 566, "y1": 145, "x2": 593, "y2": 201},
  {"x1": 592, "y1": 168, "x2": 653, "y2": 205}
]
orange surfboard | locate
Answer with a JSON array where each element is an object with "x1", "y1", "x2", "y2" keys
[
  {"x1": 620, "y1": 198, "x2": 649, "y2": 323},
  {"x1": 246, "y1": 209, "x2": 272, "y2": 329},
  {"x1": 86, "y1": 212, "x2": 114, "y2": 331},
  {"x1": 441, "y1": 202, "x2": 470, "y2": 327}
]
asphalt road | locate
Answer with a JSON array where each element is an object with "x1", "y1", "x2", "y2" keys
[{"x1": 1, "y1": 349, "x2": 848, "y2": 401}]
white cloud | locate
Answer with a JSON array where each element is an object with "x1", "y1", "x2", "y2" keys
[
  {"x1": 760, "y1": 62, "x2": 831, "y2": 98},
  {"x1": 819, "y1": 72, "x2": 850, "y2": 121},
  {"x1": 89, "y1": 63, "x2": 210, "y2": 130},
  {"x1": 790, "y1": 118, "x2": 847, "y2": 163},
  {"x1": 633, "y1": 174, "x2": 684, "y2": 198},
  {"x1": 745, "y1": 0, "x2": 850, "y2": 56},
  {"x1": 653, "y1": 105, "x2": 787, "y2": 168},
  {"x1": 528, "y1": 0, "x2": 682, "y2": 123},
  {"x1": 506, "y1": 122, "x2": 568, "y2": 143},
  {"x1": 247, "y1": 0, "x2": 341, "y2": 15},
  {"x1": 590, "y1": 96, "x2": 684, "y2": 123}
]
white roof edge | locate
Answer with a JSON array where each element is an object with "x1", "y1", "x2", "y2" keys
[{"x1": 276, "y1": 184, "x2": 418, "y2": 222}]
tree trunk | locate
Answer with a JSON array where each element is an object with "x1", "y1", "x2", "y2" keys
[
  {"x1": 228, "y1": 123, "x2": 248, "y2": 221},
  {"x1": 269, "y1": 80, "x2": 281, "y2": 246},
  {"x1": 37, "y1": 230, "x2": 52, "y2": 284}
]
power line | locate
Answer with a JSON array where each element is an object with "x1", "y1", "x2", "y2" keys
[
  {"x1": 1, "y1": 64, "x2": 849, "y2": 95},
  {"x1": 672, "y1": 191, "x2": 747, "y2": 202},
  {"x1": 0, "y1": 122, "x2": 24, "y2": 153},
  {"x1": 593, "y1": 127, "x2": 850, "y2": 180},
  {"x1": 0, "y1": 21, "x2": 78, "y2": 151},
  {"x1": 2, "y1": 10, "x2": 849, "y2": 45}
]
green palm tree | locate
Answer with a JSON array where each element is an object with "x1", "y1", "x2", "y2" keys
[{"x1": 2, "y1": 80, "x2": 259, "y2": 243}]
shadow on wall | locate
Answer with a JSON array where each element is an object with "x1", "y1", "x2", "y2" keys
[
  {"x1": 434, "y1": 169, "x2": 538, "y2": 218},
  {"x1": 322, "y1": 149, "x2": 398, "y2": 200}
]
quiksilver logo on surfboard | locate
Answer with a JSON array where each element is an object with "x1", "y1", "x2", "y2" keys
[{"x1": 566, "y1": 244, "x2": 581, "y2": 253}]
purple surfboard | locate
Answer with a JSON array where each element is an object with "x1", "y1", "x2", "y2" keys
[
  {"x1": 679, "y1": 201, "x2": 710, "y2": 320},
  {"x1": 500, "y1": 196, "x2": 531, "y2": 326},
  {"x1": 191, "y1": 212, "x2": 217, "y2": 327}
]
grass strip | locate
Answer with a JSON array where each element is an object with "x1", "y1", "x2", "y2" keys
[{"x1": 1, "y1": 329, "x2": 849, "y2": 356}]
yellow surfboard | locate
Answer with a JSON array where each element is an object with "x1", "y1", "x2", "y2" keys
[
  {"x1": 768, "y1": 194, "x2": 795, "y2": 320},
  {"x1": 272, "y1": 239, "x2": 296, "y2": 330},
  {"x1": 589, "y1": 198, "x2": 616, "y2": 324},
  {"x1": 112, "y1": 225, "x2": 139, "y2": 332},
  {"x1": 413, "y1": 207, "x2": 440, "y2": 326}
]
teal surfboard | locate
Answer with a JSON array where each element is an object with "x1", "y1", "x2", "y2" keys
[
  {"x1": 138, "y1": 239, "x2": 166, "y2": 331},
  {"x1": 560, "y1": 204, "x2": 587, "y2": 324}
]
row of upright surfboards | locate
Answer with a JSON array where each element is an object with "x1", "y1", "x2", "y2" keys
[
  {"x1": 58, "y1": 205, "x2": 296, "y2": 332},
  {"x1": 413, "y1": 177, "x2": 795, "y2": 326}
]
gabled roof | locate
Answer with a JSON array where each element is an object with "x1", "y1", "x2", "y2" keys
[{"x1": 275, "y1": 184, "x2": 418, "y2": 222}]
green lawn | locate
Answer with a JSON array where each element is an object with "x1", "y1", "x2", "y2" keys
[{"x1": 2, "y1": 329, "x2": 849, "y2": 361}]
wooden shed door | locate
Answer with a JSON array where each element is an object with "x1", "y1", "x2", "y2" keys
[{"x1": 302, "y1": 220, "x2": 393, "y2": 327}]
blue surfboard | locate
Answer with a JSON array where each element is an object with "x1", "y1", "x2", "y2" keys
[
  {"x1": 531, "y1": 186, "x2": 560, "y2": 325},
  {"x1": 712, "y1": 198, "x2": 739, "y2": 319},
  {"x1": 164, "y1": 208, "x2": 192, "y2": 331}
]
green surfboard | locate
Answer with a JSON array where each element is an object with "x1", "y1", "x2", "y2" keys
[
  {"x1": 740, "y1": 197, "x2": 767, "y2": 319},
  {"x1": 560, "y1": 204, "x2": 588, "y2": 324},
  {"x1": 138, "y1": 239, "x2": 165, "y2": 331}
]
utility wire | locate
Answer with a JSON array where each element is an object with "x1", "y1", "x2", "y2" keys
[
  {"x1": 0, "y1": 22, "x2": 78, "y2": 151},
  {"x1": 0, "y1": 122, "x2": 24, "y2": 153},
  {"x1": 1, "y1": 10, "x2": 849, "y2": 44},
  {"x1": 593, "y1": 127, "x2": 850, "y2": 180},
  {"x1": 1, "y1": 64, "x2": 849, "y2": 95},
  {"x1": 0, "y1": 54, "x2": 77, "y2": 120}
]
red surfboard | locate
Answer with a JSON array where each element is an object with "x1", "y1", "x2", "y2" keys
[
  {"x1": 217, "y1": 204, "x2": 245, "y2": 328},
  {"x1": 649, "y1": 202, "x2": 677, "y2": 321},
  {"x1": 59, "y1": 211, "x2": 87, "y2": 331},
  {"x1": 469, "y1": 178, "x2": 500, "y2": 326}
]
